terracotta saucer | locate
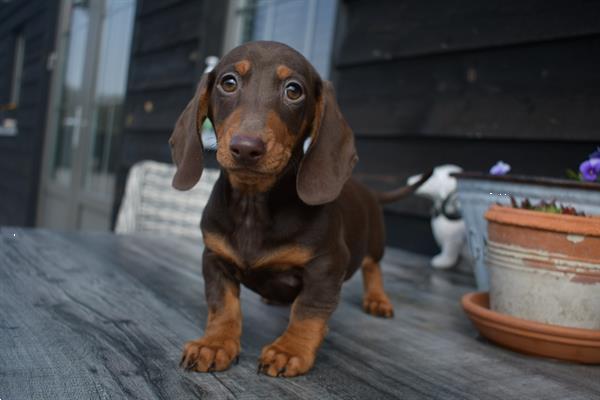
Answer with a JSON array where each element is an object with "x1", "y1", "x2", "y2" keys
[{"x1": 461, "y1": 292, "x2": 600, "y2": 364}]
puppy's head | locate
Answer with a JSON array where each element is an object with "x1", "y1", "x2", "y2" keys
[
  {"x1": 408, "y1": 164, "x2": 463, "y2": 201},
  {"x1": 169, "y1": 41, "x2": 357, "y2": 204}
]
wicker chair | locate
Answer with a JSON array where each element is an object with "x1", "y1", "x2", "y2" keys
[{"x1": 115, "y1": 160, "x2": 219, "y2": 240}]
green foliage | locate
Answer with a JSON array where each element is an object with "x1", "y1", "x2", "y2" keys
[
  {"x1": 509, "y1": 196, "x2": 584, "y2": 216},
  {"x1": 565, "y1": 168, "x2": 582, "y2": 181}
]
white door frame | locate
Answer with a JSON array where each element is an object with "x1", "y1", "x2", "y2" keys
[{"x1": 37, "y1": 0, "x2": 112, "y2": 229}]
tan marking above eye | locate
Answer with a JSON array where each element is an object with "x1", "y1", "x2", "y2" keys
[
  {"x1": 276, "y1": 65, "x2": 293, "y2": 80},
  {"x1": 203, "y1": 232, "x2": 313, "y2": 270},
  {"x1": 234, "y1": 60, "x2": 251, "y2": 76}
]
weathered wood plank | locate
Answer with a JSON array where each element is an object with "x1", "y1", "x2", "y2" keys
[
  {"x1": 123, "y1": 86, "x2": 195, "y2": 132},
  {"x1": 1, "y1": 229, "x2": 599, "y2": 399},
  {"x1": 117, "y1": 131, "x2": 172, "y2": 165},
  {"x1": 353, "y1": 137, "x2": 598, "y2": 184},
  {"x1": 337, "y1": 0, "x2": 600, "y2": 66},
  {"x1": 0, "y1": 0, "x2": 45, "y2": 33},
  {"x1": 383, "y1": 211, "x2": 437, "y2": 255},
  {"x1": 337, "y1": 36, "x2": 600, "y2": 140},
  {"x1": 137, "y1": 0, "x2": 190, "y2": 17},
  {"x1": 127, "y1": 42, "x2": 200, "y2": 91},
  {"x1": 135, "y1": 1, "x2": 203, "y2": 54}
]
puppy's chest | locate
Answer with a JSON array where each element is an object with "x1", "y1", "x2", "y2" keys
[
  {"x1": 203, "y1": 219, "x2": 313, "y2": 273},
  {"x1": 202, "y1": 192, "x2": 317, "y2": 282}
]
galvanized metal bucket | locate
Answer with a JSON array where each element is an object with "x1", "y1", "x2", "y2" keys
[{"x1": 454, "y1": 172, "x2": 600, "y2": 290}]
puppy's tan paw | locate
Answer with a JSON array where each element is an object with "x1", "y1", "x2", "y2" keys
[
  {"x1": 180, "y1": 336, "x2": 240, "y2": 372},
  {"x1": 258, "y1": 340, "x2": 315, "y2": 377},
  {"x1": 363, "y1": 292, "x2": 394, "y2": 318}
]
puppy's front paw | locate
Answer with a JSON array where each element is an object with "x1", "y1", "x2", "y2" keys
[
  {"x1": 363, "y1": 291, "x2": 394, "y2": 318},
  {"x1": 258, "y1": 339, "x2": 316, "y2": 377},
  {"x1": 180, "y1": 336, "x2": 240, "y2": 372}
]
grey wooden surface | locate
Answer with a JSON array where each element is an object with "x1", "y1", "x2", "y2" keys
[{"x1": 1, "y1": 228, "x2": 599, "y2": 400}]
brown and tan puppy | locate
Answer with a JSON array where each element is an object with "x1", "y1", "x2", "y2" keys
[{"x1": 170, "y1": 41, "x2": 428, "y2": 377}]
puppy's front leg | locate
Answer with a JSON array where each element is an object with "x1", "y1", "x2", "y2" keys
[
  {"x1": 258, "y1": 252, "x2": 347, "y2": 377},
  {"x1": 180, "y1": 249, "x2": 241, "y2": 372}
]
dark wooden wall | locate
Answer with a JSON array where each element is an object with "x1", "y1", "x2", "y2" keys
[
  {"x1": 111, "y1": 0, "x2": 227, "y2": 224},
  {"x1": 0, "y1": 0, "x2": 58, "y2": 226},
  {"x1": 332, "y1": 0, "x2": 600, "y2": 253}
]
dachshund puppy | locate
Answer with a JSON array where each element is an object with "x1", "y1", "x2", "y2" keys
[{"x1": 170, "y1": 41, "x2": 426, "y2": 377}]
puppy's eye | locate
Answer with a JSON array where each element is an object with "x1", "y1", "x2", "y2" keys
[
  {"x1": 220, "y1": 75, "x2": 238, "y2": 93},
  {"x1": 285, "y1": 82, "x2": 303, "y2": 101}
]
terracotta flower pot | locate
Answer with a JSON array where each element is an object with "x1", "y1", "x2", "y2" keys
[
  {"x1": 485, "y1": 204, "x2": 600, "y2": 329},
  {"x1": 454, "y1": 172, "x2": 600, "y2": 290}
]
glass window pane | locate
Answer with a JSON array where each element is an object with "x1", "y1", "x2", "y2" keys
[
  {"x1": 51, "y1": 1, "x2": 90, "y2": 187},
  {"x1": 309, "y1": 0, "x2": 336, "y2": 77},
  {"x1": 271, "y1": 0, "x2": 308, "y2": 52},
  {"x1": 235, "y1": 0, "x2": 337, "y2": 78},
  {"x1": 84, "y1": 0, "x2": 136, "y2": 197},
  {"x1": 249, "y1": 0, "x2": 268, "y2": 40}
]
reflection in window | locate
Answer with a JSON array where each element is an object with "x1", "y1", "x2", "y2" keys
[
  {"x1": 227, "y1": 0, "x2": 337, "y2": 78},
  {"x1": 85, "y1": 0, "x2": 136, "y2": 196},
  {"x1": 52, "y1": 2, "x2": 90, "y2": 186}
]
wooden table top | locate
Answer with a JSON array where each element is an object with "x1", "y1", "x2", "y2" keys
[{"x1": 1, "y1": 228, "x2": 599, "y2": 399}]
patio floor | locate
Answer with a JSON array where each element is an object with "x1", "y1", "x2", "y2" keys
[{"x1": 1, "y1": 229, "x2": 599, "y2": 399}]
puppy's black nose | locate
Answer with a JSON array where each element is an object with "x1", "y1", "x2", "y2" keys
[{"x1": 229, "y1": 135, "x2": 266, "y2": 164}]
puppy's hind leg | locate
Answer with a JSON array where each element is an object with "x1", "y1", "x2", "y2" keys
[{"x1": 361, "y1": 257, "x2": 394, "y2": 318}]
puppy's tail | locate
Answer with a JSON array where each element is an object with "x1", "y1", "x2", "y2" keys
[{"x1": 374, "y1": 169, "x2": 433, "y2": 204}]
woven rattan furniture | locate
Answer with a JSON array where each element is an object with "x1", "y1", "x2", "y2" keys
[{"x1": 115, "y1": 160, "x2": 219, "y2": 239}]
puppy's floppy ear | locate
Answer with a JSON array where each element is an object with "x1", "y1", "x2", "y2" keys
[
  {"x1": 297, "y1": 80, "x2": 358, "y2": 205},
  {"x1": 169, "y1": 72, "x2": 213, "y2": 190}
]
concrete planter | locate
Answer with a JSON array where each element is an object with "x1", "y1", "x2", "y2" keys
[
  {"x1": 485, "y1": 205, "x2": 600, "y2": 329},
  {"x1": 454, "y1": 173, "x2": 600, "y2": 290}
]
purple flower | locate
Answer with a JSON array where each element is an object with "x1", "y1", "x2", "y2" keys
[
  {"x1": 590, "y1": 147, "x2": 600, "y2": 159},
  {"x1": 490, "y1": 161, "x2": 511, "y2": 175},
  {"x1": 579, "y1": 158, "x2": 600, "y2": 182}
]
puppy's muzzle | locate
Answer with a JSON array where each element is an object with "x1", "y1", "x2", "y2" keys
[{"x1": 229, "y1": 135, "x2": 266, "y2": 165}]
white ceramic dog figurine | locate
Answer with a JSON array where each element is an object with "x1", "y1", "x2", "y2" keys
[{"x1": 408, "y1": 165, "x2": 466, "y2": 269}]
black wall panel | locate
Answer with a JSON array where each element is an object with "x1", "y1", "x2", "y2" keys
[
  {"x1": 0, "y1": 1, "x2": 59, "y2": 226},
  {"x1": 334, "y1": 0, "x2": 600, "y2": 254}
]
